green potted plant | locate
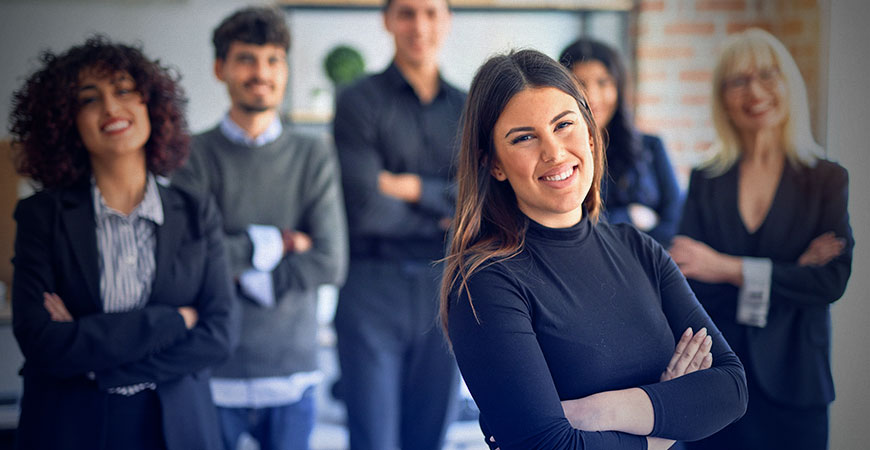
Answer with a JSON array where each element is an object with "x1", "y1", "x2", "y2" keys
[{"x1": 323, "y1": 45, "x2": 365, "y2": 87}]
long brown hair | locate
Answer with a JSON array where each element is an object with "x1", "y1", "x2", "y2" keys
[{"x1": 440, "y1": 49, "x2": 605, "y2": 336}]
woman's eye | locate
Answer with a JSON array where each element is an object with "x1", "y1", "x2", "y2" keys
[
  {"x1": 78, "y1": 96, "x2": 97, "y2": 106},
  {"x1": 555, "y1": 121, "x2": 573, "y2": 131},
  {"x1": 510, "y1": 134, "x2": 533, "y2": 145}
]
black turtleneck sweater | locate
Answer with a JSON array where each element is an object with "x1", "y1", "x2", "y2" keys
[{"x1": 447, "y1": 217, "x2": 748, "y2": 449}]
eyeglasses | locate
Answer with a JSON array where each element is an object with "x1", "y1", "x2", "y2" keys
[{"x1": 722, "y1": 68, "x2": 781, "y2": 93}]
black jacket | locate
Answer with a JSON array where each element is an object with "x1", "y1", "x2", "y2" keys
[{"x1": 12, "y1": 180, "x2": 238, "y2": 450}]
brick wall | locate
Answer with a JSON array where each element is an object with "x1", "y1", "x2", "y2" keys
[{"x1": 631, "y1": 0, "x2": 822, "y2": 186}]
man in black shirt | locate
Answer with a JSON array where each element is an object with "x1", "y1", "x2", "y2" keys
[{"x1": 332, "y1": 0, "x2": 465, "y2": 449}]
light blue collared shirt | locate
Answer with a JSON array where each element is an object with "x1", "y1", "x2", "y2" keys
[{"x1": 220, "y1": 113, "x2": 282, "y2": 147}]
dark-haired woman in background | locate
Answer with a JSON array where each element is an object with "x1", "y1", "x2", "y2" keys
[
  {"x1": 441, "y1": 49, "x2": 747, "y2": 450},
  {"x1": 672, "y1": 29, "x2": 853, "y2": 450},
  {"x1": 560, "y1": 38, "x2": 681, "y2": 245},
  {"x1": 9, "y1": 36, "x2": 237, "y2": 450}
]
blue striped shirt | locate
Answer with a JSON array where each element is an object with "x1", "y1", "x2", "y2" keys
[{"x1": 92, "y1": 174, "x2": 163, "y2": 395}]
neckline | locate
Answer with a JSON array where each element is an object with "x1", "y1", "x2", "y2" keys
[
  {"x1": 733, "y1": 158, "x2": 786, "y2": 236},
  {"x1": 525, "y1": 213, "x2": 593, "y2": 246}
]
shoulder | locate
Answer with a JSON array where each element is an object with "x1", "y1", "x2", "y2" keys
[
  {"x1": 190, "y1": 126, "x2": 224, "y2": 149},
  {"x1": 186, "y1": 126, "x2": 226, "y2": 162},
  {"x1": 440, "y1": 79, "x2": 467, "y2": 103},
  {"x1": 281, "y1": 129, "x2": 337, "y2": 164},
  {"x1": 159, "y1": 182, "x2": 219, "y2": 235},
  {"x1": 598, "y1": 220, "x2": 651, "y2": 249},
  {"x1": 14, "y1": 188, "x2": 61, "y2": 220},
  {"x1": 806, "y1": 158, "x2": 848, "y2": 184},
  {"x1": 335, "y1": 72, "x2": 388, "y2": 109},
  {"x1": 453, "y1": 253, "x2": 528, "y2": 298},
  {"x1": 641, "y1": 133, "x2": 664, "y2": 149},
  {"x1": 687, "y1": 165, "x2": 728, "y2": 188},
  {"x1": 597, "y1": 221, "x2": 668, "y2": 276}
]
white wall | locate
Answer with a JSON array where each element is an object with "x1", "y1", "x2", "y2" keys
[
  {"x1": 1, "y1": 2, "x2": 625, "y2": 134},
  {"x1": 826, "y1": 1, "x2": 870, "y2": 449},
  {"x1": 0, "y1": 0, "x2": 271, "y2": 135},
  {"x1": 286, "y1": 9, "x2": 600, "y2": 120}
]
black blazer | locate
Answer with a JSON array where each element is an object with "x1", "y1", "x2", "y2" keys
[
  {"x1": 11, "y1": 179, "x2": 239, "y2": 450},
  {"x1": 678, "y1": 159, "x2": 853, "y2": 408}
]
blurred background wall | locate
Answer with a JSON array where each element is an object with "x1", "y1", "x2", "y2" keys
[{"x1": 0, "y1": 1, "x2": 867, "y2": 448}]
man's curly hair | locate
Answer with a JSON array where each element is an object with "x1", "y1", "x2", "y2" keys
[
  {"x1": 212, "y1": 6, "x2": 290, "y2": 60},
  {"x1": 8, "y1": 35, "x2": 189, "y2": 189}
]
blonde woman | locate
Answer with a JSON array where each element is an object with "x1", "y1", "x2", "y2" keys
[{"x1": 671, "y1": 28, "x2": 853, "y2": 449}]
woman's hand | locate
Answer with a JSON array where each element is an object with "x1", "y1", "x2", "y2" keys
[
  {"x1": 798, "y1": 232, "x2": 845, "y2": 267},
  {"x1": 43, "y1": 292, "x2": 73, "y2": 322},
  {"x1": 177, "y1": 306, "x2": 198, "y2": 330},
  {"x1": 661, "y1": 327, "x2": 713, "y2": 382},
  {"x1": 669, "y1": 236, "x2": 742, "y2": 285},
  {"x1": 628, "y1": 203, "x2": 660, "y2": 232},
  {"x1": 647, "y1": 436, "x2": 676, "y2": 449}
]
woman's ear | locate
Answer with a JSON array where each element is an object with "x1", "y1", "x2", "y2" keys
[{"x1": 490, "y1": 159, "x2": 507, "y2": 181}]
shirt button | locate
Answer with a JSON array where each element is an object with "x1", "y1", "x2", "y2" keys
[{"x1": 125, "y1": 255, "x2": 137, "y2": 265}]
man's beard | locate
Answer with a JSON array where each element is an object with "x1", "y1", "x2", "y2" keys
[{"x1": 239, "y1": 102, "x2": 272, "y2": 114}]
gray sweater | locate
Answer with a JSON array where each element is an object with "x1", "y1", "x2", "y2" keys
[{"x1": 172, "y1": 124, "x2": 348, "y2": 378}]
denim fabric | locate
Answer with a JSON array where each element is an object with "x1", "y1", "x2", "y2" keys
[{"x1": 217, "y1": 386, "x2": 316, "y2": 450}]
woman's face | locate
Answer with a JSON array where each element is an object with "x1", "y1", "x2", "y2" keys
[
  {"x1": 571, "y1": 60, "x2": 618, "y2": 130},
  {"x1": 75, "y1": 69, "x2": 150, "y2": 164},
  {"x1": 491, "y1": 86, "x2": 594, "y2": 228},
  {"x1": 721, "y1": 63, "x2": 788, "y2": 135}
]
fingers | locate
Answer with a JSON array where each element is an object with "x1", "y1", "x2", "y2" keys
[
  {"x1": 687, "y1": 334, "x2": 713, "y2": 372},
  {"x1": 665, "y1": 327, "x2": 693, "y2": 371},
  {"x1": 663, "y1": 328, "x2": 711, "y2": 381},
  {"x1": 293, "y1": 232, "x2": 313, "y2": 253},
  {"x1": 43, "y1": 292, "x2": 73, "y2": 322},
  {"x1": 700, "y1": 353, "x2": 713, "y2": 370},
  {"x1": 799, "y1": 233, "x2": 846, "y2": 266},
  {"x1": 177, "y1": 306, "x2": 199, "y2": 330}
]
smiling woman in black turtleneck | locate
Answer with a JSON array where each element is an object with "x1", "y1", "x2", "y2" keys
[{"x1": 440, "y1": 49, "x2": 748, "y2": 450}]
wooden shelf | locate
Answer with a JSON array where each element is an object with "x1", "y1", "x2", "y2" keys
[{"x1": 278, "y1": 0, "x2": 633, "y2": 11}]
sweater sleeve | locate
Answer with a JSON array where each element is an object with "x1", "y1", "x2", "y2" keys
[
  {"x1": 638, "y1": 236, "x2": 748, "y2": 441},
  {"x1": 448, "y1": 268, "x2": 648, "y2": 450},
  {"x1": 333, "y1": 83, "x2": 445, "y2": 239},
  {"x1": 271, "y1": 137, "x2": 349, "y2": 296}
]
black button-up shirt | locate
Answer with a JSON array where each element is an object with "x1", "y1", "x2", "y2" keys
[{"x1": 333, "y1": 62, "x2": 466, "y2": 261}]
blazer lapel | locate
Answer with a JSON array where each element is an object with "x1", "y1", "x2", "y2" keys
[
  {"x1": 152, "y1": 185, "x2": 186, "y2": 301},
  {"x1": 60, "y1": 184, "x2": 101, "y2": 311}
]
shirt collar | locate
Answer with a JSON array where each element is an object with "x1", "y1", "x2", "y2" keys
[
  {"x1": 220, "y1": 113, "x2": 283, "y2": 147},
  {"x1": 92, "y1": 173, "x2": 164, "y2": 225},
  {"x1": 384, "y1": 61, "x2": 449, "y2": 101}
]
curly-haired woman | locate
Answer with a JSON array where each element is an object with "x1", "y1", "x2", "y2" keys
[{"x1": 8, "y1": 36, "x2": 238, "y2": 450}]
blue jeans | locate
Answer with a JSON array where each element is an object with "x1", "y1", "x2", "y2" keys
[{"x1": 217, "y1": 386, "x2": 316, "y2": 450}]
